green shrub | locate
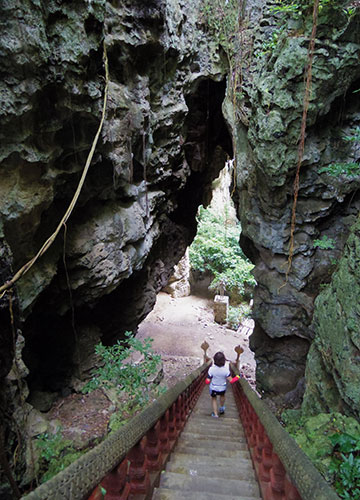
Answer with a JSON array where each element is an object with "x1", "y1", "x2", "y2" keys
[
  {"x1": 227, "y1": 304, "x2": 251, "y2": 331},
  {"x1": 329, "y1": 433, "x2": 360, "y2": 499},
  {"x1": 282, "y1": 410, "x2": 360, "y2": 496},
  {"x1": 36, "y1": 428, "x2": 82, "y2": 483},
  {"x1": 82, "y1": 332, "x2": 162, "y2": 410},
  {"x1": 313, "y1": 235, "x2": 335, "y2": 250},
  {"x1": 189, "y1": 206, "x2": 255, "y2": 299}
]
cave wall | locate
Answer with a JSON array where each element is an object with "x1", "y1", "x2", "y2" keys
[
  {"x1": 1, "y1": 0, "x2": 360, "y2": 494},
  {"x1": 0, "y1": 0, "x2": 232, "y2": 492},
  {"x1": 302, "y1": 217, "x2": 360, "y2": 420},
  {"x1": 230, "y1": 1, "x2": 360, "y2": 403}
]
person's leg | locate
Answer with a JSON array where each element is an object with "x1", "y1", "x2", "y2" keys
[
  {"x1": 219, "y1": 392, "x2": 226, "y2": 414},
  {"x1": 211, "y1": 394, "x2": 218, "y2": 417}
]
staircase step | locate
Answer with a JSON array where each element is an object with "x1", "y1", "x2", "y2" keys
[
  {"x1": 173, "y1": 445, "x2": 250, "y2": 458},
  {"x1": 166, "y1": 461, "x2": 255, "y2": 480},
  {"x1": 176, "y1": 439, "x2": 247, "y2": 451},
  {"x1": 168, "y1": 452, "x2": 253, "y2": 467},
  {"x1": 158, "y1": 471, "x2": 261, "y2": 497},
  {"x1": 179, "y1": 431, "x2": 246, "y2": 442},
  {"x1": 153, "y1": 488, "x2": 261, "y2": 500},
  {"x1": 184, "y1": 420, "x2": 244, "y2": 437},
  {"x1": 185, "y1": 418, "x2": 242, "y2": 429}
]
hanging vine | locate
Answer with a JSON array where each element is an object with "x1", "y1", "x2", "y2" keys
[
  {"x1": 0, "y1": 40, "x2": 110, "y2": 296},
  {"x1": 285, "y1": 0, "x2": 320, "y2": 282}
]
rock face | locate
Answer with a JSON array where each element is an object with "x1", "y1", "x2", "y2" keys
[
  {"x1": 0, "y1": 0, "x2": 232, "y2": 493},
  {"x1": 1, "y1": 0, "x2": 360, "y2": 494},
  {"x1": 162, "y1": 249, "x2": 191, "y2": 298},
  {"x1": 302, "y1": 218, "x2": 360, "y2": 420},
  {"x1": 230, "y1": 2, "x2": 360, "y2": 400}
]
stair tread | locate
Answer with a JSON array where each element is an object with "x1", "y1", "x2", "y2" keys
[
  {"x1": 169, "y1": 452, "x2": 254, "y2": 466},
  {"x1": 176, "y1": 439, "x2": 247, "y2": 451},
  {"x1": 153, "y1": 488, "x2": 261, "y2": 500},
  {"x1": 159, "y1": 471, "x2": 260, "y2": 496},
  {"x1": 166, "y1": 462, "x2": 255, "y2": 480},
  {"x1": 171, "y1": 446, "x2": 251, "y2": 458},
  {"x1": 179, "y1": 431, "x2": 245, "y2": 442}
]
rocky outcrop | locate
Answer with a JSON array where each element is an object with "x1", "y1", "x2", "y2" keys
[
  {"x1": 0, "y1": 0, "x2": 232, "y2": 494},
  {"x1": 230, "y1": 2, "x2": 360, "y2": 400},
  {"x1": 163, "y1": 249, "x2": 191, "y2": 298},
  {"x1": 302, "y1": 218, "x2": 360, "y2": 420},
  {"x1": 1, "y1": 0, "x2": 230, "y2": 383}
]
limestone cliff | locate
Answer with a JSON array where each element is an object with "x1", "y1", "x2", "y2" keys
[
  {"x1": 0, "y1": 0, "x2": 231, "y2": 493},
  {"x1": 1, "y1": 0, "x2": 360, "y2": 495},
  {"x1": 230, "y1": 0, "x2": 360, "y2": 401},
  {"x1": 302, "y1": 217, "x2": 360, "y2": 420}
]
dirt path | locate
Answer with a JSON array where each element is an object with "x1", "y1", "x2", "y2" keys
[
  {"x1": 137, "y1": 292, "x2": 256, "y2": 389},
  {"x1": 44, "y1": 292, "x2": 256, "y2": 456}
]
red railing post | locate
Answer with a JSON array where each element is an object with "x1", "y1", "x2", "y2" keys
[
  {"x1": 159, "y1": 409, "x2": 170, "y2": 453},
  {"x1": 258, "y1": 434, "x2": 273, "y2": 483},
  {"x1": 265, "y1": 453, "x2": 286, "y2": 500},
  {"x1": 127, "y1": 437, "x2": 150, "y2": 495},
  {"x1": 145, "y1": 422, "x2": 162, "y2": 471},
  {"x1": 95, "y1": 458, "x2": 130, "y2": 500}
]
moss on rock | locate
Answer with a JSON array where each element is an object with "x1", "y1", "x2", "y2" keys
[{"x1": 302, "y1": 218, "x2": 360, "y2": 419}]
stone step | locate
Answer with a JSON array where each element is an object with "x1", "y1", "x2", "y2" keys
[
  {"x1": 184, "y1": 421, "x2": 243, "y2": 433},
  {"x1": 168, "y1": 452, "x2": 253, "y2": 467},
  {"x1": 188, "y1": 416, "x2": 241, "y2": 425},
  {"x1": 166, "y1": 461, "x2": 255, "y2": 480},
  {"x1": 153, "y1": 488, "x2": 261, "y2": 500},
  {"x1": 158, "y1": 471, "x2": 261, "y2": 497},
  {"x1": 192, "y1": 401, "x2": 239, "y2": 417},
  {"x1": 185, "y1": 418, "x2": 241, "y2": 430},
  {"x1": 179, "y1": 431, "x2": 246, "y2": 442},
  {"x1": 173, "y1": 445, "x2": 250, "y2": 458},
  {"x1": 176, "y1": 439, "x2": 247, "y2": 451}
]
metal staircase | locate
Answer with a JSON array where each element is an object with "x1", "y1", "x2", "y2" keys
[{"x1": 153, "y1": 388, "x2": 261, "y2": 499}]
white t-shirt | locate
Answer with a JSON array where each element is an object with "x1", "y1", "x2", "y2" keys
[{"x1": 208, "y1": 363, "x2": 230, "y2": 392}]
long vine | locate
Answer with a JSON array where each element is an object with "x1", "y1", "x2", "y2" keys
[{"x1": 285, "y1": 0, "x2": 320, "y2": 280}]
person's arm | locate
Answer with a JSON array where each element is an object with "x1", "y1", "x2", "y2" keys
[
  {"x1": 228, "y1": 374, "x2": 242, "y2": 384},
  {"x1": 205, "y1": 368, "x2": 213, "y2": 385}
]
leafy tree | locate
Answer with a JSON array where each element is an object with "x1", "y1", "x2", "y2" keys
[
  {"x1": 82, "y1": 332, "x2": 163, "y2": 408},
  {"x1": 189, "y1": 205, "x2": 255, "y2": 299}
]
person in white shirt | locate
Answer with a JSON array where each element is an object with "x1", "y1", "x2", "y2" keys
[{"x1": 206, "y1": 351, "x2": 233, "y2": 417}]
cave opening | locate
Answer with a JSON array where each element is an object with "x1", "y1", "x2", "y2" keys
[{"x1": 19, "y1": 76, "x2": 250, "y2": 412}]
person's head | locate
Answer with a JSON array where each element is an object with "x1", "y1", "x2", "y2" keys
[{"x1": 214, "y1": 351, "x2": 226, "y2": 367}]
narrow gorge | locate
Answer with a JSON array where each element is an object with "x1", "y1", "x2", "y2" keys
[{"x1": 0, "y1": 0, "x2": 360, "y2": 496}]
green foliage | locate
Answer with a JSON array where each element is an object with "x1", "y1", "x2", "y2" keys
[
  {"x1": 82, "y1": 332, "x2": 162, "y2": 410},
  {"x1": 329, "y1": 433, "x2": 360, "y2": 499},
  {"x1": 258, "y1": 27, "x2": 286, "y2": 55},
  {"x1": 227, "y1": 304, "x2": 251, "y2": 331},
  {"x1": 319, "y1": 127, "x2": 360, "y2": 178},
  {"x1": 201, "y1": 0, "x2": 239, "y2": 61},
  {"x1": 36, "y1": 428, "x2": 82, "y2": 483},
  {"x1": 313, "y1": 235, "x2": 335, "y2": 250},
  {"x1": 189, "y1": 206, "x2": 255, "y2": 299},
  {"x1": 269, "y1": 0, "x2": 355, "y2": 21},
  {"x1": 282, "y1": 410, "x2": 360, "y2": 495},
  {"x1": 319, "y1": 162, "x2": 360, "y2": 177}
]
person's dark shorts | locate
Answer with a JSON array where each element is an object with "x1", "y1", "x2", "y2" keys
[{"x1": 210, "y1": 389, "x2": 226, "y2": 398}]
